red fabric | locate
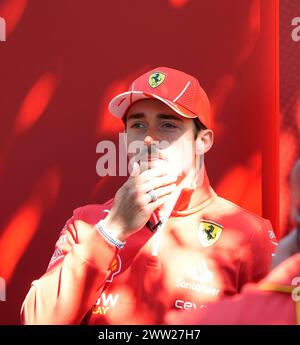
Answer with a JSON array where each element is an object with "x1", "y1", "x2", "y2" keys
[
  {"x1": 21, "y1": 174, "x2": 277, "y2": 324},
  {"x1": 109, "y1": 66, "x2": 211, "y2": 127},
  {"x1": 167, "y1": 254, "x2": 300, "y2": 325}
]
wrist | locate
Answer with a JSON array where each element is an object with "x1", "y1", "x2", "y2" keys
[
  {"x1": 101, "y1": 216, "x2": 127, "y2": 242},
  {"x1": 96, "y1": 219, "x2": 126, "y2": 249}
]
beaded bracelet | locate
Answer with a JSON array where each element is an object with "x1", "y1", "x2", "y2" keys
[{"x1": 95, "y1": 219, "x2": 126, "y2": 250}]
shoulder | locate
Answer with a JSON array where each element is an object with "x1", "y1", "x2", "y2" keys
[
  {"x1": 211, "y1": 196, "x2": 275, "y2": 245},
  {"x1": 214, "y1": 196, "x2": 272, "y2": 228}
]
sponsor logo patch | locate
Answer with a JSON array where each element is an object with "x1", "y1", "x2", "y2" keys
[
  {"x1": 106, "y1": 254, "x2": 122, "y2": 283},
  {"x1": 92, "y1": 292, "x2": 119, "y2": 315},
  {"x1": 148, "y1": 72, "x2": 166, "y2": 88},
  {"x1": 175, "y1": 278, "x2": 220, "y2": 296},
  {"x1": 198, "y1": 220, "x2": 223, "y2": 247},
  {"x1": 188, "y1": 259, "x2": 213, "y2": 283}
]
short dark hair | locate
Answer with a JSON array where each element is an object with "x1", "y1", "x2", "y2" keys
[{"x1": 193, "y1": 117, "x2": 207, "y2": 138}]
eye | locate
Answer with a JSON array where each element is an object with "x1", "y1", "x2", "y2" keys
[
  {"x1": 161, "y1": 122, "x2": 178, "y2": 129},
  {"x1": 130, "y1": 122, "x2": 145, "y2": 129}
]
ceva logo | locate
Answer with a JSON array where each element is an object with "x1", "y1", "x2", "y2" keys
[
  {"x1": 0, "y1": 277, "x2": 6, "y2": 301},
  {"x1": 0, "y1": 17, "x2": 6, "y2": 42}
]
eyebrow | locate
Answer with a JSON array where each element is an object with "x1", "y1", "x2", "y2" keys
[{"x1": 126, "y1": 113, "x2": 184, "y2": 122}]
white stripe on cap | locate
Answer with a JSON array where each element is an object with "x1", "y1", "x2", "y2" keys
[{"x1": 172, "y1": 81, "x2": 191, "y2": 102}]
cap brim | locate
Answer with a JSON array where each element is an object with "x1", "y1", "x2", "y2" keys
[{"x1": 109, "y1": 91, "x2": 198, "y2": 120}]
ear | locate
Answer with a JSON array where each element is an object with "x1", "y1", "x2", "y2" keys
[{"x1": 196, "y1": 129, "x2": 214, "y2": 154}]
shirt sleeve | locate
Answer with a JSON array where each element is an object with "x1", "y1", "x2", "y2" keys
[
  {"x1": 20, "y1": 207, "x2": 118, "y2": 325},
  {"x1": 238, "y1": 219, "x2": 278, "y2": 288}
]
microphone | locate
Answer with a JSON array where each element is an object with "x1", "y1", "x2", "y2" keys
[{"x1": 146, "y1": 220, "x2": 162, "y2": 233}]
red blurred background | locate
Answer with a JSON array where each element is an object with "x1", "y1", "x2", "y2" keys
[{"x1": 0, "y1": 0, "x2": 282, "y2": 324}]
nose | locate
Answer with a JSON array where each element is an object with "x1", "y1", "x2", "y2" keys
[
  {"x1": 144, "y1": 135, "x2": 157, "y2": 146},
  {"x1": 143, "y1": 134, "x2": 161, "y2": 157}
]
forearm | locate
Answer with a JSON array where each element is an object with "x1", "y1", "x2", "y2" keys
[{"x1": 21, "y1": 225, "x2": 117, "y2": 325}]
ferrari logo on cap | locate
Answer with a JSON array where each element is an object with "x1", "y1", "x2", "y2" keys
[
  {"x1": 149, "y1": 72, "x2": 166, "y2": 88},
  {"x1": 198, "y1": 220, "x2": 223, "y2": 247}
]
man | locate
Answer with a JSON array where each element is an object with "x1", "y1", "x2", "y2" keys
[
  {"x1": 288, "y1": 158, "x2": 300, "y2": 247},
  {"x1": 272, "y1": 159, "x2": 300, "y2": 269},
  {"x1": 21, "y1": 66, "x2": 277, "y2": 324}
]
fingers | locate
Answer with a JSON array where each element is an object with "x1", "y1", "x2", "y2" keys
[
  {"x1": 139, "y1": 184, "x2": 177, "y2": 204},
  {"x1": 141, "y1": 174, "x2": 178, "y2": 193},
  {"x1": 136, "y1": 166, "x2": 176, "y2": 184},
  {"x1": 129, "y1": 161, "x2": 141, "y2": 178},
  {"x1": 146, "y1": 194, "x2": 174, "y2": 213}
]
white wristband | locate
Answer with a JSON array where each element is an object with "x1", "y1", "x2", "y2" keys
[{"x1": 95, "y1": 219, "x2": 126, "y2": 249}]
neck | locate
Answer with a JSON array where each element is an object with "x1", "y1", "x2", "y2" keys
[
  {"x1": 155, "y1": 163, "x2": 215, "y2": 221},
  {"x1": 172, "y1": 165, "x2": 214, "y2": 213}
]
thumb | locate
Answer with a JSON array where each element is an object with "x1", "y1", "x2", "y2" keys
[{"x1": 129, "y1": 161, "x2": 140, "y2": 178}]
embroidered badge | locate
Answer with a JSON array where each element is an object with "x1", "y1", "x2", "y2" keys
[
  {"x1": 148, "y1": 72, "x2": 166, "y2": 88},
  {"x1": 198, "y1": 220, "x2": 223, "y2": 247}
]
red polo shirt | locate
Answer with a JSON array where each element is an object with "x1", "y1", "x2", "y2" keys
[{"x1": 21, "y1": 174, "x2": 277, "y2": 324}]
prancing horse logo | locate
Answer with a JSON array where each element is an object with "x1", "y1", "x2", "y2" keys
[
  {"x1": 148, "y1": 72, "x2": 166, "y2": 88},
  {"x1": 198, "y1": 220, "x2": 223, "y2": 247}
]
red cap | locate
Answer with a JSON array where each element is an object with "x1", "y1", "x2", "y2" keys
[{"x1": 109, "y1": 66, "x2": 211, "y2": 128}]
